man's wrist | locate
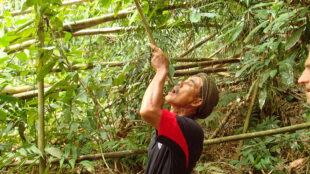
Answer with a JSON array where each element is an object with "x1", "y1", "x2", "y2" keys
[{"x1": 156, "y1": 69, "x2": 169, "y2": 76}]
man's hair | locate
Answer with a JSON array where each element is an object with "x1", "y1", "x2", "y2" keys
[{"x1": 194, "y1": 73, "x2": 219, "y2": 119}]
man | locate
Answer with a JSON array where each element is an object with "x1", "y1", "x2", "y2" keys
[
  {"x1": 140, "y1": 44, "x2": 219, "y2": 174},
  {"x1": 298, "y1": 49, "x2": 310, "y2": 104}
]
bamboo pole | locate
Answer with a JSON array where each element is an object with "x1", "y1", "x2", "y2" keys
[
  {"x1": 208, "y1": 107, "x2": 235, "y2": 139},
  {"x1": 133, "y1": 0, "x2": 174, "y2": 85},
  {"x1": 0, "y1": 0, "x2": 92, "y2": 19},
  {"x1": 6, "y1": 2, "x2": 219, "y2": 54},
  {"x1": 174, "y1": 67, "x2": 228, "y2": 77},
  {"x1": 36, "y1": 8, "x2": 46, "y2": 174},
  {"x1": 0, "y1": 84, "x2": 51, "y2": 95},
  {"x1": 6, "y1": 39, "x2": 37, "y2": 54},
  {"x1": 6, "y1": 122, "x2": 310, "y2": 167},
  {"x1": 241, "y1": 80, "x2": 259, "y2": 137},
  {"x1": 63, "y1": 8, "x2": 134, "y2": 32},
  {"x1": 174, "y1": 58, "x2": 240, "y2": 70},
  {"x1": 204, "y1": 122, "x2": 310, "y2": 145},
  {"x1": 7, "y1": 149, "x2": 147, "y2": 167},
  {"x1": 133, "y1": 0, "x2": 156, "y2": 45},
  {"x1": 72, "y1": 27, "x2": 136, "y2": 36},
  {"x1": 175, "y1": 52, "x2": 243, "y2": 62}
]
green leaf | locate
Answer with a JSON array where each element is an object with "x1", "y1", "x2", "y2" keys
[
  {"x1": 100, "y1": 131, "x2": 107, "y2": 140},
  {"x1": 0, "y1": 122, "x2": 13, "y2": 133},
  {"x1": 285, "y1": 28, "x2": 304, "y2": 50},
  {"x1": 259, "y1": 88, "x2": 267, "y2": 109},
  {"x1": 269, "y1": 69, "x2": 277, "y2": 78},
  {"x1": 278, "y1": 60, "x2": 294, "y2": 86},
  {"x1": 69, "y1": 158, "x2": 76, "y2": 168},
  {"x1": 30, "y1": 145, "x2": 43, "y2": 157},
  {"x1": 195, "y1": 165, "x2": 206, "y2": 171},
  {"x1": 244, "y1": 21, "x2": 269, "y2": 43},
  {"x1": 16, "y1": 52, "x2": 28, "y2": 61},
  {"x1": 190, "y1": 13, "x2": 201, "y2": 23},
  {"x1": 79, "y1": 160, "x2": 94, "y2": 171},
  {"x1": 64, "y1": 32, "x2": 72, "y2": 41},
  {"x1": 229, "y1": 22, "x2": 244, "y2": 43},
  {"x1": 45, "y1": 147, "x2": 63, "y2": 159},
  {"x1": 37, "y1": 58, "x2": 57, "y2": 81},
  {"x1": 0, "y1": 94, "x2": 19, "y2": 103},
  {"x1": 113, "y1": 73, "x2": 126, "y2": 85},
  {"x1": 99, "y1": 0, "x2": 112, "y2": 8},
  {"x1": 0, "y1": 110, "x2": 7, "y2": 121}
]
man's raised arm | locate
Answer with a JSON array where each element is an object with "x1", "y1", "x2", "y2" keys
[{"x1": 139, "y1": 44, "x2": 169, "y2": 129}]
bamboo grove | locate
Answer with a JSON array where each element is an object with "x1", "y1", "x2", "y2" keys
[{"x1": 0, "y1": 0, "x2": 309, "y2": 173}]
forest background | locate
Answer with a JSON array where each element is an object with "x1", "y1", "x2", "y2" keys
[{"x1": 0, "y1": 0, "x2": 309, "y2": 173}]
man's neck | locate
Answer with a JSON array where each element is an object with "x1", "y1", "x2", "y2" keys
[{"x1": 170, "y1": 106, "x2": 196, "y2": 116}]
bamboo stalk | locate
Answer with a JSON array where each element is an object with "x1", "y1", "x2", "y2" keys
[
  {"x1": 174, "y1": 58, "x2": 240, "y2": 70},
  {"x1": 6, "y1": 39, "x2": 37, "y2": 54},
  {"x1": 175, "y1": 52, "x2": 243, "y2": 62},
  {"x1": 178, "y1": 33, "x2": 217, "y2": 58},
  {"x1": 133, "y1": 0, "x2": 174, "y2": 85},
  {"x1": 0, "y1": 0, "x2": 92, "y2": 19},
  {"x1": 208, "y1": 107, "x2": 235, "y2": 139},
  {"x1": 72, "y1": 27, "x2": 136, "y2": 36},
  {"x1": 0, "y1": 84, "x2": 51, "y2": 95},
  {"x1": 63, "y1": 8, "x2": 134, "y2": 32},
  {"x1": 174, "y1": 67, "x2": 227, "y2": 77},
  {"x1": 204, "y1": 122, "x2": 310, "y2": 145},
  {"x1": 133, "y1": 0, "x2": 156, "y2": 45},
  {"x1": 5, "y1": 122, "x2": 310, "y2": 167},
  {"x1": 37, "y1": 8, "x2": 46, "y2": 173},
  {"x1": 7, "y1": 149, "x2": 147, "y2": 167}
]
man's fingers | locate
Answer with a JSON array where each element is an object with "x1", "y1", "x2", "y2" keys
[{"x1": 148, "y1": 43, "x2": 161, "y2": 52}]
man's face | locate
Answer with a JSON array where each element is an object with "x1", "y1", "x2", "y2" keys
[
  {"x1": 298, "y1": 52, "x2": 310, "y2": 104},
  {"x1": 165, "y1": 76, "x2": 203, "y2": 107}
]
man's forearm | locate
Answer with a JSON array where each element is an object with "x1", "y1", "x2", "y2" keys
[{"x1": 141, "y1": 70, "x2": 167, "y2": 111}]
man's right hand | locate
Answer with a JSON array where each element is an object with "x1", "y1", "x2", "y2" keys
[{"x1": 148, "y1": 43, "x2": 169, "y2": 74}]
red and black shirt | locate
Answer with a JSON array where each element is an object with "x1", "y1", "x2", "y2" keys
[{"x1": 145, "y1": 110, "x2": 204, "y2": 174}]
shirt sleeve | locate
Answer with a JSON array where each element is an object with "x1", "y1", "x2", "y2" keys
[{"x1": 157, "y1": 109, "x2": 189, "y2": 167}]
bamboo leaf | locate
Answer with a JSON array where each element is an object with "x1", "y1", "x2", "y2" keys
[
  {"x1": 285, "y1": 28, "x2": 304, "y2": 50},
  {"x1": 259, "y1": 87, "x2": 267, "y2": 109},
  {"x1": 37, "y1": 58, "x2": 57, "y2": 81},
  {"x1": 79, "y1": 160, "x2": 94, "y2": 172},
  {"x1": 190, "y1": 13, "x2": 201, "y2": 23},
  {"x1": 244, "y1": 21, "x2": 269, "y2": 43},
  {"x1": 0, "y1": 110, "x2": 7, "y2": 120},
  {"x1": 16, "y1": 52, "x2": 28, "y2": 61},
  {"x1": 45, "y1": 147, "x2": 63, "y2": 159}
]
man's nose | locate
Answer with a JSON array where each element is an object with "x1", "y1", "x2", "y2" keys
[
  {"x1": 178, "y1": 81, "x2": 183, "y2": 87},
  {"x1": 298, "y1": 71, "x2": 308, "y2": 84}
]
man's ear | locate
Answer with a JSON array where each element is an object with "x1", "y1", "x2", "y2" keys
[{"x1": 190, "y1": 98, "x2": 203, "y2": 108}]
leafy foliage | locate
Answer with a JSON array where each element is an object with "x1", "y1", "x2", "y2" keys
[{"x1": 0, "y1": 0, "x2": 309, "y2": 173}]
